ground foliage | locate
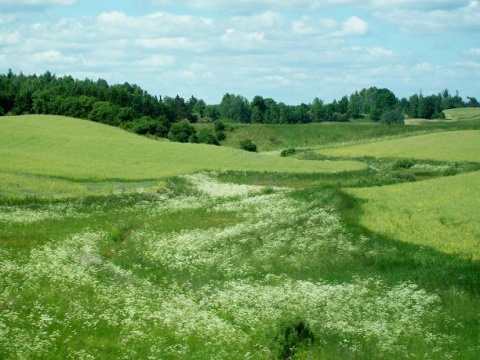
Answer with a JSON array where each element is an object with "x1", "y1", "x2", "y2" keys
[
  {"x1": 1, "y1": 167, "x2": 479, "y2": 359},
  {"x1": 0, "y1": 99, "x2": 479, "y2": 359}
]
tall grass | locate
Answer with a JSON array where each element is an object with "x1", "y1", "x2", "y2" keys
[{"x1": 2, "y1": 173, "x2": 478, "y2": 359}]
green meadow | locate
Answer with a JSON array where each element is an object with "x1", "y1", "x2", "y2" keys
[
  {"x1": 1, "y1": 111, "x2": 480, "y2": 359},
  {"x1": 216, "y1": 107, "x2": 480, "y2": 151},
  {"x1": 316, "y1": 130, "x2": 480, "y2": 162},
  {"x1": 346, "y1": 171, "x2": 480, "y2": 260},
  {"x1": 0, "y1": 115, "x2": 363, "y2": 182},
  {"x1": 444, "y1": 107, "x2": 480, "y2": 121}
]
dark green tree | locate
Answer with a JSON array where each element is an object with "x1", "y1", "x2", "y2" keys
[
  {"x1": 381, "y1": 108, "x2": 405, "y2": 124},
  {"x1": 167, "y1": 121, "x2": 197, "y2": 143},
  {"x1": 220, "y1": 93, "x2": 251, "y2": 123},
  {"x1": 88, "y1": 101, "x2": 122, "y2": 125},
  {"x1": 309, "y1": 98, "x2": 325, "y2": 122},
  {"x1": 369, "y1": 88, "x2": 397, "y2": 121}
]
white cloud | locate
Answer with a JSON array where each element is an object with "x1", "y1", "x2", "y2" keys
[
  {"x1": 147, "y1": 0, "x2": 468, "y2": 12},
  {"x1": 367, "y1": 47, "x2": 394, "y2": 57},
  {"x1": 373, "y1": 1, "x2": 480, "y2": 33},
  {"x1": 0, "y1": 0, "x2": 75, "y2": 4},
  {"x1": 137, "y1": 54, "x2": 176, "y2": 67},
  {"x1": 292, "y1": 16, "x2": 340, "y2": 36},
  {"x1": 30, "y1": 50, "x2": 78, "y2": 65},
  {"x1": 334, "y1": 16, "x2": 369, "y2": 36},
  {"x1": 219, "y1": 29, "x2": 266, "y2": 51},
  {"x1": 0, "y1": 30, "x2": 20, "y2": 45},
  {"x1": 0, "y1": 0, "x2": 76, "y2": 13},
  {"x1": 468, "y1": 48, "x2": 480, "y2": 56},
  {"x1": 136, "y1": 37, "x2": 191, "y2": 50},
  {"x1": 1, "y1": 1, "x2": 478, "y2": 104}
]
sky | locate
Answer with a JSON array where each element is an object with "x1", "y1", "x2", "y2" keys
[{"x1": 0, "y1": 0, "x2": 479, "y2": 104}]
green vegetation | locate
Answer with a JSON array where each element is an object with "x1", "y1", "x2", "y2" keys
[
  {"x1": 220, "y1": 115, "x2": 480, "y2": 151},
  {"x1": 444, "y1": 107, "x2": 480, "y2": 121},
  {"x1": 0, "y1": 171, "x2": 164, "y2": 199},
  {"x1": 317, "y1": 130, "x2": 480, "y2": 162},
  {"x1": 0, "y1": 115, "x2": 365, "y2": 184},
  {"x1": 239, "y1": 138, "x2": 258, "y2": 152},
  {"x1": 1, "y1": 107, "x2": 480, "y2": 359},
  {"x1": 2, "y1": 71, "x2": 478, "y2": 136},
  {"x1": 347, "y1": 171, "x2": 480, "y2": 260}
]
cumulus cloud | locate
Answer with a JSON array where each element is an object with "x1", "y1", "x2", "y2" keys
[
  {"x1": 0, "y1": 0, "x2": 76, "y2": 13},
  {"x1": 373, "y1": 1, "x2": 480, "y2": 33},
  {"x1": 1, "y1": 0, "x2": 478, "y2": 103},
  {"x1": 0, "y1": 0, "x2": 75, "y2": 4},
  {"x1": 147, "y1": 0, "x2": 468, "y2": 11},
  {"x1": 334, "y1": 16, "x2": 369, "y2": 36},
  {"x1": 469, "y1": 48, "x2": 480, "y2": 56},
  {"x1": 367, "y1": 47, "x2": 394, "y2": 57}
]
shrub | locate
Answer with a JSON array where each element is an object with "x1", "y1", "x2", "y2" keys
[
  {"x1": 168, "y1": 121, "x2": 197, "y2": 143},
  {"x1": 392, "y1": 158, "x2": 414, "y2": 169},
  {"x1": 197, "y1": 128, "x2": 219, "y2": 145},
  {"x1": 216, "y1": 130, "x2": 226, "y2": 142},
  {"x1": 271, "y1": 319, "x2": 315, "y2": 359},
  {"x1": 213, "y1": 119, "x2": 226, "y2": 132},
  {"x1": 280, "y1": 147, "x2": 296, "y2": 157},
  {"x1": 381, "y1": 109, "x2": 405, "y2": 125},
  {"x1": 239, "y1": 138, "x2": 257, "y2": 152},
  {"x1": 129, "y1": 116, "x2": 169, "y2": 137}
]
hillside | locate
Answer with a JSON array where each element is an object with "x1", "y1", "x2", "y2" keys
[
  {"x1": 217, "y1": 107, "x2": 480, "y2": 152},
  {"x1": 444, "y1": 107, "x2": 480, "y2": 121},
  {"x1": 0, "y1": 115, "x2": 365, "y2": 181},
  {"x1": 316, "y1": 130, "x2": 480, "y2": 162},
  {"x1": 347, "y1": 171, "x2": 480, "y2": 260}
]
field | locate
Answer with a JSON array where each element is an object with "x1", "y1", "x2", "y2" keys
[
  {"x1": 316, "y1": 130, "x2": 480, "y2": 162},
  {"x1": 0, "y1": 115, "x2": 364, "y2": 197},
  {"x1": 1, "y1": 111, "x2": 480, "y2": 359},
  {"x1": 216, "y1": 107, "x2": 480, "y2": 152},
  {"x1": 346, "y1": 171, "x2": 480, "y2": 260},
  {"x1": 444, "y1": 107, "x2": 480, "y2": 121}
]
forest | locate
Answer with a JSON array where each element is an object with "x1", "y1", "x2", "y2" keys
[{"x1": 0, "y1": 70, "x2": 478, "y2": 143}]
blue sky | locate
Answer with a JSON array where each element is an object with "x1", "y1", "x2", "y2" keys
[{"x1": 0, "y1": 0, "x2": 479, "y2": 104}]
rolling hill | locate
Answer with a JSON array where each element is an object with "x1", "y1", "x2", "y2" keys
[
  {"x1": 316, "y1": 130, "x2": 480, "y2": 162},
  {"x1": 0, "y1": 115, "x2": 365, "y2": 181}
]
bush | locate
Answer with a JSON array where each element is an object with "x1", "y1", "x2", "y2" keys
[
  {"x1": 392, "y1": 158, "x2": 414, "y2": 169},
  {"x1": 168, "y1": 121, "x2": 197, "y2": 143},
  {"x1": 197, "y1": 128, "x2": 219, "y2": 145},
  {"x1": 271, "y1": 319, "x2": 315, "y2": 359},
  {"x1": 213, "y1": 119, "x2": 226, "y2": 132},
  {"x1": 280, "y1": 147, "x2": 296, "y2": 157},
  {"x1": 129, "y1": 116, "x2": 169, "y2": 136},
  {"x1": 216, "y1": 130, "x2": 226, "y2": 142},
  {"x1": 239, "y1": 139, "x2": 257, "y2": 152},
  {"x1": 381, "y1": 109, "x2": 405, "y2": 125}
]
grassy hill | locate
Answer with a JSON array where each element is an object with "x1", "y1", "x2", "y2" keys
[
  {"x1": 216, "y1": 107, "x2": 480, "y2": 152},
  {"x1": 347, "y1": 171, "x2": 480, "y2": 260},
  {"x1": 0, "y1": 115, "x2": 364, "y2": 197},
  {"x1": 444, "y1": 107, "x2": 480, "y2": 121},
  {"x1": 316, "y1": 130, "x2": 480, "y2": 162}
]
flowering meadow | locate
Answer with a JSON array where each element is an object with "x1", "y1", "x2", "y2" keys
[{"x1": 1, "y1": 172, "x2": 479, "y2": 359}]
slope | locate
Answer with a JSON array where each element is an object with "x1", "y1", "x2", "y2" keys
[{"x1": 0, "y1": 115, "x2": 365, "y2": 181}]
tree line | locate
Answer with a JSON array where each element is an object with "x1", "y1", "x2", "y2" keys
[{"x1": 1, "y1": 70, "x2": 478, "y2": 143}]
